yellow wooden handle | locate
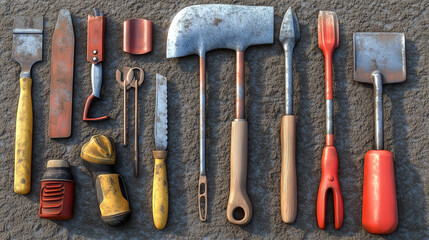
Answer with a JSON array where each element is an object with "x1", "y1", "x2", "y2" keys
[
  {"x1": 280, "y1": 115, "x2": 297, "y2": 223},
  {"x1": 14, "y1": 77, "x2": 33, "y2": 194},
  {"x1": 153, "y1": 150, "x2": 168, "y2": 229}
]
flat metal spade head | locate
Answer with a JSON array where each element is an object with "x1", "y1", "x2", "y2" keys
[
  {"x1": 354, "y1": 33, "x2": 406, "y2": 84},
  {"x1": 166, "y1": 4, "x2": 274, "y2": 58},
  {"x1": 279, "y1": 7, "x2": 300, "y2": 49},
  {"x1": 12, "y1": 16, "x2": 43, "y2": 71}
]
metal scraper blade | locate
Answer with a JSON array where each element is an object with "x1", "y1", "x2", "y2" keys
[{"x1": 49, "y1": 9, "x2": 75, "y2": 138}]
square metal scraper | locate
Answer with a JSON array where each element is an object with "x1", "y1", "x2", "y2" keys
[{"x1": 353, "y1": 32, "x2": 406, "y2": 84}]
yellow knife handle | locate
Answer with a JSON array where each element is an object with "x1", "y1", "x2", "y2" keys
[
  {"x1": 14, "y1": 77, "x2": 33, "y2": 194},
  {"x1": 153, "y1": 150, "x2": 168, "y2": 229}
]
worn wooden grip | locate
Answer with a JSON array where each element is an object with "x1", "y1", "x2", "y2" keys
[
  {"x1": 362, "y1": 150, "x2": 398, "y2": 234},
  {"x1": 227, "y1": 120, "x2": 252, "y2": 225},
  {"x1": 153, "y1": 150, "x2": 168, "y2": 229},
  {"x1": 280, "y1": 115, "x2": 297, "y2": 223},
  {"x1": 198, "y1": 175, "x2": 207, "y2": 221},
  {"x1": 14, "y1": 77, "x2": 33, "y2": 195}
]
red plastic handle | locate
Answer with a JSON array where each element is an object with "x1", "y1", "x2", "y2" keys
[
  {"x1": 362, "y1": 150, "x2": 398, "y2": 234},
  {"x1": 317, "y1": 146, "x2": 343, "y2": 229}
]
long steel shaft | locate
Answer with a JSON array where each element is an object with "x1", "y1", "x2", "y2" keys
[
  {"x1": 134, "y1": 84, "x2": 138, "y2": 176},
  {"x1": 199, "y1": 57, "x2": 206, "y2": 176},
  {"x1": 198, "y1": 56, "x2": 207, "y2": 222},
  {"x1": 372, "y1": 71, "x2": 384, "y2": 150},
  {"x1": 236, "y1": 52, "x2": 245, "y2": 119},
  {"x1": 284, "y1": 45, "x2": 293, "y2": 115},
  {"x1": 325, "y1": 53, "x2": 334, "y2": 146}
]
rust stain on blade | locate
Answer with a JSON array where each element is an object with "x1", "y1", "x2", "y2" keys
[{"x1": 49, "y1": 9, "x2": 75, "y2": 138}]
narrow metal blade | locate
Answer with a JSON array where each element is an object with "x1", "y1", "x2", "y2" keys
[
  {"x1": 279, "y1": 7, "x2": 300, "y2": 47},
  {"x1": 155, "y1": 73, "x2": 168, "y2": 150},
  {"x1": 49, "y1": 9, "x2": 75, "y2": 138}
]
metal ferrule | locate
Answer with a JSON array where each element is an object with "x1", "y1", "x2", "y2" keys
[
  {"x1": 91, "y1": 63, "x2": 102, "y2": 98},
  {"x1": 20, "y1": 72, "x2": 30, "y2": 78},
  {"x1": 372, "y1": 71, "x2": 384, "y2": 150},
  {"x1": 326, "y1": 99, "x2": 333, "y2": 135},
  {"x1": 284, "y1": 44, "x2": 294, "y2": 115},
  {"x1": 200, "y1": 57, "x2": 206, "y2": 176}
]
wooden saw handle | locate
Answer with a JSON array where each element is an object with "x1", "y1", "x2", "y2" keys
[
  {"x1": 14, "y1": 77, "x2": 33, "y2": 195},
  {"x1": 153, "y1": 150, "x2": 168, "y2": 229},
  {"x1": 280, "y1": 115, "x2": 297, "y2": 223},
  {"x1": 227, "y1": 120, "x2": 252, "y2": 225}
]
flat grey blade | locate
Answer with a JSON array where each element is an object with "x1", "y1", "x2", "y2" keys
[
  {"x1": 353, "y1": 32, "x2": 406, "y2": 84},
  {"x1": 12, "y1": 16, "x2": 43, "y2": 70},
  {"x1": 155, "y1": 73, "x2": 168, "y2": 151},
  {"x1": 279, "y1": 7, "x2": 300, "y2": 48},
  {"x1": 166, "y1": 4, "x2": 274, "y2": 58}
]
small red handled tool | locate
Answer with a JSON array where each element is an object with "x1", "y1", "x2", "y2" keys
[
  {"x1": 83, "y1": 9, "x2": 108, "y2": 121},
  {"x1": 353, "y1": 32, "x2": 406, "y2": 234},
  {"x1": 316, "y1": 11, "x2": 343, "y2": 230}
]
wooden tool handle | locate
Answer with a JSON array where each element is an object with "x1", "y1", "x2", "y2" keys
[
  {"x1": 14, "y1": 77, "x2": 33, "y2": 195},
  {"x1": 280, "y1": 115, "x2": 297, "y2": 223},
  {"x1": 362, "y1": 150, "x2": 398, "y2": 234},
  {"x1": 198, "y1": 175, "x2": 207, "y2": 221},
  {"x1": 227, "y1": 120, "x2": 252, "y2": 225},
  {"x1": 153, "y1": 150, "x2": 168, "y2": 229}
]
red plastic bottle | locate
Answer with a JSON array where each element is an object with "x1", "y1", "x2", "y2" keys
[{"x1": 39, "y1": 160, "x2": 74, "y2": 220}]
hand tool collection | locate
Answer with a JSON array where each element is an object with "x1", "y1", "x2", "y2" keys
[{"x1": 10, "y1": 3, "x2": 406, "y2": 235}]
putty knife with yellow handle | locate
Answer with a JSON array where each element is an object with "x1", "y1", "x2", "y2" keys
[{"x1": 12, "y1": 16, "x2": 43, "y2": 195}]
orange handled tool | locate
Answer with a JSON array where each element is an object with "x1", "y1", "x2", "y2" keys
[
  {"x1": 316, "y1": 11, "x2": 343, "y2": 230},
  {"x1": 354, "y1": 32, "x2": 406, "y2": 234}
]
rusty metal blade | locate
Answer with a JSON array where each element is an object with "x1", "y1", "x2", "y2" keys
[
  {"x1": 155, "y1": 73, "x2": 168, "y2": 151},
  {"x1": 353, "y1": 32, "x2": 406, "y2": 84},
  {"x1": 12, "y1": 16, "x2": 43, "y2": 74},
  {"x1": 49, "y1": 9, "x2": 75, "y2": 138}
]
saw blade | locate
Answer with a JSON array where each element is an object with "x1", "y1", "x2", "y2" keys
[
  {"x1": 155, "y1": 73, "x2": 168, "y2": 150},
  {"x1": 49, "y1": 9, "x2": 74, "y2": 138}
]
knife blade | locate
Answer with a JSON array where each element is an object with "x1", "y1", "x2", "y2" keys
[
  {"x1": 155, "y1": 73, "x2": 168, "y2": 150},
  {"x1": 49, "y1": 9, "x2": 74, "y2": 138},
  {"x1": 153, "y1": 73, "x2": 168, "y2": 229}
]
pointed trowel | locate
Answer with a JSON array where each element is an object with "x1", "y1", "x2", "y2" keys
[
  {"x1": 279, "y1": 7, "x2": 300, "y2": 223},
  {"x1": 49, "y1": 9, "x2": 75, "y2": 138}
]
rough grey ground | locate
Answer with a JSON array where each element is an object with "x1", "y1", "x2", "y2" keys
[{"x1": 0, "y1": 0, "x2": 428, "y2": 239}]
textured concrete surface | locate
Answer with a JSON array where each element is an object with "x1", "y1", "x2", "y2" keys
[{"x1": 0, "y1": 0, "x2": 428, "y2": 239}]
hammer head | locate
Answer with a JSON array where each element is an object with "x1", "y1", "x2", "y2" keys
[
  {"x1": 166, "y1": 4, "x2": 274, "y2": 58},
  {"x1": 353, "y1": 33, "x2": 406, "y2": 84}
]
